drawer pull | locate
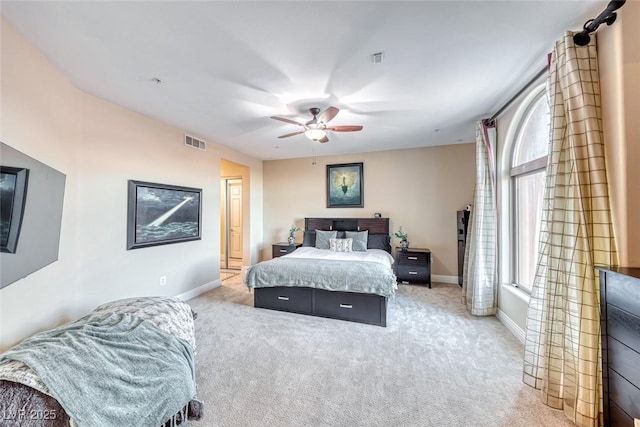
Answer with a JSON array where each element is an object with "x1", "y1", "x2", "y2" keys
[
  {"x1": 279, "y1": 249, "x2": 288, "y2": 253},
  {"x1": 408, "y1": 256, "x2": 418, "y2": 260},
  {"x1": 339, "y1": 304, "x2": 353, "y2": 309},
  {"x1": 409, "y1": 271, "x2": 418, "y2": 275},
  {"x1": 277, "y1": 296, "x2": 289, "y2": 301}
]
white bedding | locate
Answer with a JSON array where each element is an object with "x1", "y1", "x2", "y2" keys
[
  {"x1": 245, "y1": 246, "x2": 397, "y2": 297},
  {"x1": 283, "y1": 246, "x2": 395, "y2": 268}
]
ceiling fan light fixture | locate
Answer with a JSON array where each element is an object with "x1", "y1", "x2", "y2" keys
[
  {"x1": 304, "y1": 128, "x2": 326, "y2": 141},
  {"x1": 272, "y1": 106, "x2": 361, "y2": 142}
]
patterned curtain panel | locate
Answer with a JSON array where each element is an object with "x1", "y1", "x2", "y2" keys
[
  {"x1": 462, "y1": 121, "x2": 497, "y2": 316},
  {"x1": 522, "y1": 32, "x2": 618, "y2": 427}
]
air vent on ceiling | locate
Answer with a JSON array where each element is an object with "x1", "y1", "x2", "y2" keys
[
  {"x1": 184, "y1": 134, "x2": 206, "y2": 151},
  {"x1": 371, "y1": 51, "x2": 384, "y2": 64}
]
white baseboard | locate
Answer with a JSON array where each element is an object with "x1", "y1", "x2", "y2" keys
[
  {"x1": 432, "y1": 274, "x2": 459, "y2": 285},
  {"x1": 496, "y1": 309, "x2": 526, "y2": 344},
  {"x1": 176, "y1": 279, "x2": 221, "y2": 301}
]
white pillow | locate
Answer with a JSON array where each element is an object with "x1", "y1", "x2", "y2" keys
[{"x1": 329, "y1": 238, "x2": 353, "y2": 252}]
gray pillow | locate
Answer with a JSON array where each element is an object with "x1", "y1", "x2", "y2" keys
[
  {"x1": 303, "y1": 231, "x2": 316, "y2": 247},
  {"x1": 315, "y1": 230, "x2": 337, "y2": 249},
  {"x1": 367, "y1": 234, "x2": 391, "y2": 252},
  {"x1": 346, "y1": 230, "x2": 368, "y2": 251}
]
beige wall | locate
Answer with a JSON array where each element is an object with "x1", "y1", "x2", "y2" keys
[
  {"x1": 263, "y1": 144, "x2": 475, "y2": 277},
  {"x1": 599, "y1": 0, "x2": 640, "y2": 266},
  {"x1": 496, "y1": 1, "x2": 640, "y2": 339},
  {"x1": 0, "y1": 17, "x2": 263, "y2": 350}
]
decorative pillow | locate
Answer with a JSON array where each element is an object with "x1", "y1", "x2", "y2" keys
[
  {"x1": 303, "y1": 230, "x2": 345, "y2": 247},
  {"x1": 315, "y1": 230, "x2": 337, "y2": 249},
  {"x1": 367, "y1": 234, "x2": 392, "y2": 252},
  {"x1": 329, "y1": 238, "x2": 353, "y2": 252},
  {"x1": 346, "y1": 230, "x2": 368, "y2": 252}
]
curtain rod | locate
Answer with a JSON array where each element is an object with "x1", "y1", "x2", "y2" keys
[
  {"x1": 573, "y1": 0, "x2": 626, "y2": 46},
  {"x1": 486, "y1": 0, "x2": 626, "y2": 123},
  {"x1": 487, "y1": 65, "x2": 547, "y2": 123}
]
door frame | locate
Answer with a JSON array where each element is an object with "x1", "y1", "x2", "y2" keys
[{"x1": 222, "y1": 177, "x2": 243, "y2": 270}]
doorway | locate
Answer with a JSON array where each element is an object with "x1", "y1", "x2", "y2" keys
[
  {"x1": 225, "y1": 178, "x2": 243, "y2": 269},
  {"x1": 221, "y1": 178, "x2": 243, "y2": 272},
  {"x1": 220, "y1": 159, "x2": 249, "y2": 280}
]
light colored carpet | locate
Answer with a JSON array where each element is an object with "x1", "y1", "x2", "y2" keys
[{"x1": 187, "y1": 277, "x2": 572, "y2": 427}]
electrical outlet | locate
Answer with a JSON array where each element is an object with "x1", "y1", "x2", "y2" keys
[{"x1": 160, "y1": 276, "x2": 167, "y2": 286}]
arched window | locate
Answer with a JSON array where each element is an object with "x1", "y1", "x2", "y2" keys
[{"x1": 510, "y1": 91, "x2": 549, "y2": 292}]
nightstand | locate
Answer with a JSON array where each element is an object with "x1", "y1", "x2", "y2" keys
[
  {"x1": 395, "y1": 248, "x2": 431, "y2": 288},
  {"x1": 272, "y1": 242, "x2": 302, "y2": 258}
]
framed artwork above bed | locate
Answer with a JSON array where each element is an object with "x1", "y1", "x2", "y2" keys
[{"x1": 326, "y1": 162, "x2": 363, "y2": 208}]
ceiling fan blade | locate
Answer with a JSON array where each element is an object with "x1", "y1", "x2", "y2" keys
[
  {"x1": 278, "y1": 131, "x2": 305, "y2": 139},
  {"x1": 318, "y1": 106, "x2": 339, "y2": 123},
  {"x1": 318, "y1": 135, "x2": 329, "y2": 143},
  {"x1": 271, "y1": 116, "x2": 305, "y2": 127},
  {"x1": 326, "y1": 125, "x2": 363, "y2": 132}
]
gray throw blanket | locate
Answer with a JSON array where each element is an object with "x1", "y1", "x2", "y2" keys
[
  {"x1": 0, "y1": 311, "x2": 196, "y2": 427},
  {"x1": 245, "y1": 257, "x2": 397, "y2": 297}
]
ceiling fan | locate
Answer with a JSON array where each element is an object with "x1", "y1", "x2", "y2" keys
[{"x1": 270, "y1": 106, "x2": 363, "y2": 143}]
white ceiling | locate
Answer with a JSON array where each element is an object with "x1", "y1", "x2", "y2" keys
[{"x1": 1, "y1": 1, "x2": 607, "y2": 160}]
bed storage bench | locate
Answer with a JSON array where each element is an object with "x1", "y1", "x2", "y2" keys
[
  {"x1": 254, "y1": 286, "x2": 313, "y2": 315},
  {"x1": 254, "y1": 286, "x2": 387, "y2": 327},
  {"x1": 313, "y1": 288, "x2": 387, "y2": 326}
]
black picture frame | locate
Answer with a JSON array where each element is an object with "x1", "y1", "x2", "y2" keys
[
  {"x1": 326, "y1": 162, "x2": 364, "y2": 208},
  {"x1": 127, "y1": 180, "x2": 202, "y2": 250},
  {"x1": 0, "y1": 166, "x2": 29, "y2": 253}
]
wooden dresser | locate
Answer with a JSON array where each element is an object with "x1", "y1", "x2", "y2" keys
[{"x1": 597, "y1": 266, "x2": 640, "y2": 426}]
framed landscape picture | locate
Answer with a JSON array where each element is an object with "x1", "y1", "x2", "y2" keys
[
  {"x1": 127, "y1": 180, "x2": 202, "y2": 250},
  {"x1": 0, "y1": 166, "x2": 29, "y2": 253},
  {"x1": 326, "y1": 162, "x2": 363, "y2": 208}
]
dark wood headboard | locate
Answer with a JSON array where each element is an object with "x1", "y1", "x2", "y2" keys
[{"x1": 305, "y1": 217, "x2": 389, "y2": 235}]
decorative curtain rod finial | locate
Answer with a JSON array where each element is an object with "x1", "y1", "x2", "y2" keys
[{"x1": 573, "y1": 0, "x2": 626, "y2": 46}]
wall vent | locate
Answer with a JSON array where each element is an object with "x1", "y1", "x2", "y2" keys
[{"x1": 184, "y1": 134, "x2": 206, "y2": 151}]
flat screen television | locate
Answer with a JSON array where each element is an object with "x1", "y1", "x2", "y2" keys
[{"x1": 0, "y1": 166, "x2": 29, "y2": 253}]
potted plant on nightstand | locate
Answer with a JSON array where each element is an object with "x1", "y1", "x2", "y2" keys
[
  {"x1": 394, "y1": 226, "x2": 409, "y2": 251},
  {"x1": 288, "y1": 225, "x2": 301, "y2": 245}
]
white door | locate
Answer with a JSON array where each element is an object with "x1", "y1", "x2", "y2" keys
[{"x1": 228, "y1": 180, "x2": 243, "y2": 260}]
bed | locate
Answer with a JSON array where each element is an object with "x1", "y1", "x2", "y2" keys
[
  {"x1": 245, "y1": 217, "x2": 396, "y2": 327},
  {"x1": 0, "y1": 296, "x2": 202, "y2": 427}
]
